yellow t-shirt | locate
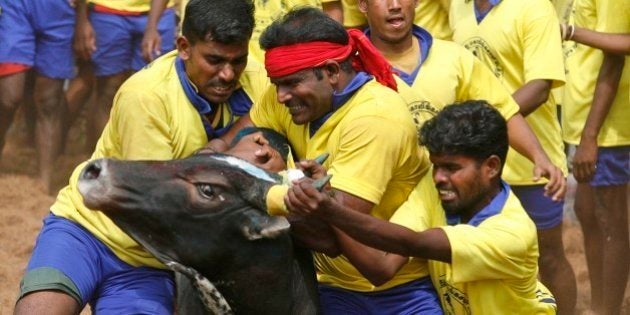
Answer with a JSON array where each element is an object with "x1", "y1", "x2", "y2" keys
[
  {"x1": 450, "y1": 0, "x2": 568, "y2": 185},
  {"x1": 392, "y1": 175, "x2": 556, "y2": 314},
  {"x1": 385, "y1": 172, "x2": 440, "y2": 283},
  {"x1": 562, "y1": 0, "x2": 630, "y2": 146},
  {"x1": 50, "y1": 51, "x2": 269, "y2": 268},
  {"x1": 395, "y1": 36, "x2": 519, "y2": 130},
  {"x1": 89, "y1": 0, "x2": 174, "y2": 13},
  {"x1": 250, "y1": 0, "x2": 323, "y2": 63},
  {"x1": 341, "y1": 0, "x2": 452, "y2": 40},
  {"x1": 550, "y1": 0, "x2": 575, "y2": 105},
  {"x1": 250, "y1": 78, "x2": 426, "y2": 291}
]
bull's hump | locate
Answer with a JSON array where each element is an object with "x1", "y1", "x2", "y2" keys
[{"x1": 212, "y1": 156, "x2": 278, "y2": 183}]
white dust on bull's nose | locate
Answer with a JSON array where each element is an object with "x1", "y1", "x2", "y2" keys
[
  {"x1": 77, "y1": 159, "x2": 112, "y2": 203},
  {"x1": 212, "y1": 156, "x2": 276, "y2": 182}
]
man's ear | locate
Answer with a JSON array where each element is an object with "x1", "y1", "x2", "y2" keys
[
  {"x1": 484, "y1": 155, "x2": 502, "y2": 179},
  {"x1": 358, "y1": 0, "x2": 368, "y2": 13},
  {"x1": 323, "y1": 60, "x2": 341, "y2": 85},
  {"x1": 177, "y1": 36, "x2": 191, "y2": 60}
]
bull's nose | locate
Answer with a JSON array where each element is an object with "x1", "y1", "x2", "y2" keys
[{"x1": 82, "y1": 160, "x2": 103, "y2": 180}]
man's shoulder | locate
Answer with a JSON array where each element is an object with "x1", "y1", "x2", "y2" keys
[
  {"x1": 491, "y1": 189, "x2": 538, "y2": 233},
  {"x1": 500, "y1": 0, "x2": 554, "y2": 16},
  {"x1": 118, "y1": 51, "x2": 178, "y2": 96},
  {"x1": 353, "y1": 80, "x2": 409, "y2": 109}
]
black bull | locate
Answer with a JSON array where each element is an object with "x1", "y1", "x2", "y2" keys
[{"x1": 77, "y1": 154, "x2": 319, "y2": 314}]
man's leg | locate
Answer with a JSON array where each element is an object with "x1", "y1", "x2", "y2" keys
[
  {"x1": 33, "y1": 75, "x2": 66, "y2": 193},
  {"x1": 0, "y1": 71, "x2": 27, "y2": 159},
  {"x1": 94, "y1": 72, "x2": 129, "y2": 139},
  {"x1": 592, "y1": 184, "x2": 629, "y2": 315},
  {"x1": 575, "y1": 146, "x2": 630, "y2": 315},
  {"x1": 574, "y1": 183, "x2": 604, "y2": 312},
  {"x1": 14, "y1": 291, "x2": 81, "y2": 315},
  {"x1": 64, "y1": 61, "x2": 96, "y2": 153},
  {"x1": 20, "y1": 70, "x2": 37, "y2": 147},
  {"x1": 90, "y1": 11, "x2": 134, "y2": 142},
  {"x1": 538, "y1": 224, "x2": 577, "y2": 315}
]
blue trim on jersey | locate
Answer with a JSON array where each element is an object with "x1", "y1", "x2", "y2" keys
[
  {"x1": 365, "y1": 25, "x2": 433, "y2": 86},
  {"x1": 475, "y1": 0, "x2": 502, "y2": 23},
  {"x1": 447, "y1": 180, "x2": 510, "y2": 226},
  {"x1": 309, "y1": 71, "x2": 372, "y2": 137},
  {"x1": 175, "y1": 56, "x2": 252, "y2": 138}
]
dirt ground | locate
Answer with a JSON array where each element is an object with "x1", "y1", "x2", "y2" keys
[{"x1": 0, "y1": 112, "x2": 628, "y2": 314}]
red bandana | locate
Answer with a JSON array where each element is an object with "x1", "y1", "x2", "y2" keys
[{"x1": 264, "y1": 29, "x2": 397, "y2": 91}]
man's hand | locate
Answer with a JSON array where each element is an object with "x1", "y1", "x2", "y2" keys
[
  {"x1": 74, "y1": 15, "x2": 96, "y2": 60},
  {"x1": 285, "y1": 178, "x2": 335, "y2": 217},
  {"x1": 572, "y1": 138, "x2": 598, "y2": 183},
  {"x1": 532, "y1": 157, "x2": 566, "y2": 201},
  {"x1": 141, "y1": 28, "x2": 162, "y2": 63},
  {"x1": 297, "y1": 156, "x2": 328, "y2": 179}
]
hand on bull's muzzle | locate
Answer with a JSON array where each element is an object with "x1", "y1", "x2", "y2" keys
[{"x1": 265, "y1": 153, "x2": 331, "y2": 217}]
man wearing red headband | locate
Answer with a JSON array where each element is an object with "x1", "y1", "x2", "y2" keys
[{"x1": 213, "y1": 7, "x2": 443, "y2": 314}]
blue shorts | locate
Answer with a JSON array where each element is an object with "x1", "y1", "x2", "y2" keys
[
  {"x1": 21, "y1": 214, "x2": 174, "y2": 314},
  {"x1": 591, "y1": 146, "x2": 630, "y2": 186},
  {"x1": 318, "y1": 277, "x2": 443, "y2": 314},
  {"x1": 0, "y1": 0, "x2": 75, "y2": 79},
  {"x1": 89, "y1": 8, "x2": 176, "y2": 76},
  {"x1": 512, "y1": 184, "x2": 564, "y2": 230}
]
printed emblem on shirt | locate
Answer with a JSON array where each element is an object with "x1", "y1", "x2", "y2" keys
[
  {"x1": 438, "y1": 274, "x2": 472, "y2": 315},
  {"x1": 462, "y1": 37, "x2": 503, "y2": 79},
  {"x1": 408, "y1": 100, "x2": 439, "y2": 137}
]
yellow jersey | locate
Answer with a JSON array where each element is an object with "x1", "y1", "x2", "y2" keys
[
  {"x1": 393, "y1": 173, "x2": 557, "y2": 314},
  {"x1": 562, "y1": 0, "x2": 630, "y2": 146},
  {"x1": 250, "y1": 75, "x2": 426, "y2": 291},
  {"x1": 450, "y1": 0, "x2": 568, "y2": 185}
]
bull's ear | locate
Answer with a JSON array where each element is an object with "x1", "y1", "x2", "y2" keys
[{"x1": 242, "y1": 215, "x2": 290, "y2": 240}]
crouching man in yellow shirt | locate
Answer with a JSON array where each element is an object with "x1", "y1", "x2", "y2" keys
[{"x1": 287, "y1": 100, "x2": 557, "y2": 314}]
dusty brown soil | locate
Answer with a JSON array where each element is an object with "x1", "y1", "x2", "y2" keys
[{"x1": 0, "y1": 112, "x2": 628, "y2": 314}]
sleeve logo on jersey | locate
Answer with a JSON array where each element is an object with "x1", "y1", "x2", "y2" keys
[
  {"x1": 463, "y1": 37, "x2": 503, "y2": 79},
  {"x1": 438, "y1": 275, "x2": 472, "y2": 315}
]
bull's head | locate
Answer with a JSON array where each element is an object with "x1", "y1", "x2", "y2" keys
[{"x1": 77, "y1": 154, "x2": 291, "y2": 271}]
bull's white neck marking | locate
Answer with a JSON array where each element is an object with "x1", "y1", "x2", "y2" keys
[{"x1": 213, "y1": 156, "x2": 276, "y2": 182}]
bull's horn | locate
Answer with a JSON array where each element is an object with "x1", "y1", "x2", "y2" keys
[
  {"x1": 312, "y1": 175, "x2": 332, "y2": 191},
  {"x1": 242, "y1": 216, "x2": 291, "y2": 241}
]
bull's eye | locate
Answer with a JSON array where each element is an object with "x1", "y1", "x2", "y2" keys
[{"x1": 197, "y1": 184, "x2": 214, "y2": 198}]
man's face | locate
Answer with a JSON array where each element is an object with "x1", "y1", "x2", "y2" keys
[
  {"x1": 226, "y1": 132, "x2": 287, "y2": 173},
  {"x1": 360, "y1": 0, "x2": 418, "y2": 45},
  {"x1": 270, "y1": 68, "x2": 334, "y2": 125},
  {"x1": 430, "y1": 154, "x2": 494, "y2": 219},
  {"x1": 178, "y1": 37, "x2": 249, "y2": 104}
]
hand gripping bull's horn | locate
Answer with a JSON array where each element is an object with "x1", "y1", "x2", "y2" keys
[{"x1": 312, "y1": 174, "x2": 332, "y2": 192}]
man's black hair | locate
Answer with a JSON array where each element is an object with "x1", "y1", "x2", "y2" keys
[
  {"x1": 260, "y1": 6, "x2": 354, "y2": 75},
  {"x1": 420, "y1": 100, "x2": 509, "y2": 172},
  {"x1": 182, "y1": 0, "x2": 254, "y2": 45},
  {"x1": 231, "y1": 127, "x2": 292, "y2": 163}
]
